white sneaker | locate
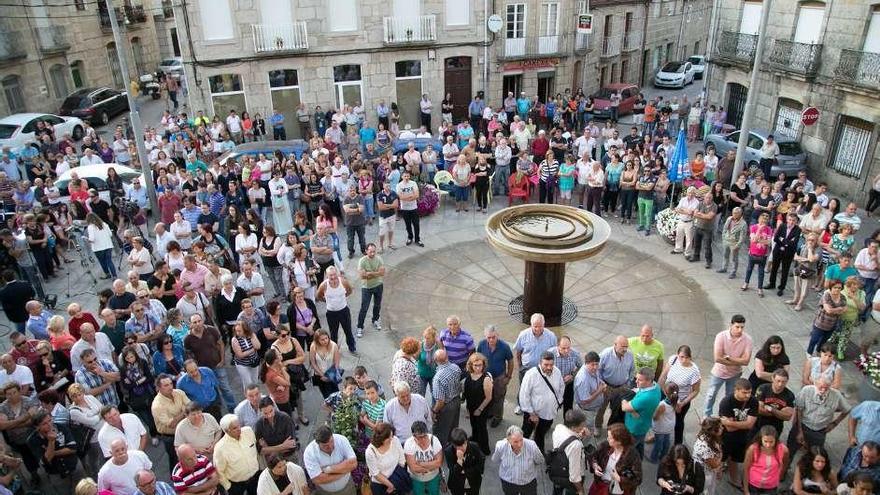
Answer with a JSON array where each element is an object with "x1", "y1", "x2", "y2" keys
[
  {"x1": 151, "y1": 437, "x2": 159, "y2": 447},
  {"x1": 373, "y1": 320, "x2": 383, "y2": 331},
  {"x1": 514, "y1": 406, "x2": 522, "y2": 415},
  {"x1": 356, "y1": 327, "x2": 364, "y2": 338}
]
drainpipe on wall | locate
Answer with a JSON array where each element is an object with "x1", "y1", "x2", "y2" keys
[
  {"x1": 483, "y1": 0, "x2": 489, "y2": 93},
  {"x1": 704, "y1": 0, "x2": 722, "y2": 105},
  {"x1": 641, "y1": 0, "x2": 650, "y2": 86}
]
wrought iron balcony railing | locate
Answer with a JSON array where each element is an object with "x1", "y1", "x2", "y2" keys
[
  {"x1": 0, "y1": 31, "x2": 26, "y2": 63},
  {"x1": 601, "y1": 35, "x2": 621, "y2": 58},
  {"x1": 501, "y1": 34, "x2": 571, "y2": 60},
  {"x1": 383, "y1": 15, "x2": 437, "y2": 45},
  {"x1": 36, "y1": 26, "x2": 70, "y2": 54},
  {"x1": 767, "y1": 39, "x2": 822, "y2": 77},
  {"x1": 251, "y1": 22, "x2": 309, "y2": 53},
  {"x1": 834, "y1": 49, "x2": 880, "y2": 90},
  {"x1": 714, "y1": 31, "x2": 757, "y2": 65}
]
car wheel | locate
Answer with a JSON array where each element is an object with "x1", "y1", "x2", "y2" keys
[
  {"x1": 99, "y1": 111, "x2": 109, "y2": 126},
  {"x1": 72, "y1": 125, "x2": 83, "y2": 141}
]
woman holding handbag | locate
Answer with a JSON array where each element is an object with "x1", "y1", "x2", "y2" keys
[
  {"x1": 260, "y1": 348, "x2": 294, "y2": 416},
  {"x1": 366, "y1": 422, "x2": 411, "y2": 495},
  {"x1": 309, "y1": 329, "x2": 342, "y2": 398},
  {"x1": 272, "y1": 325, "x2": 310, "y2": 426},
  {"x1": 288, "y1": 285, "x2": 321, "y2": 353},
  {"x1": 788, "y1": 233, "x2": 821, "y2": 311},
  {"x1": 231, "y1": 320, "x2": 262, "y2": 392}
]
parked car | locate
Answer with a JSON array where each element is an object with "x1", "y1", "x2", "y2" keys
[
  {"x1": 217, "y1": 140, "x2": 310, "y2": 166},
  {"x1": 0, "y1": 113, "x2": 85, "y2": 150},
  {"x1": 59, "y1": 87, "x2": 129, "y2": 126},
  {"x1": 704, "y1": 128, "x2": 807, "y2": 177},
  {"x1": 54, "y1": 163, "x2": 145, "y2": 204},
  {"x1": 688, "y1": 55, "x2": 706, "y2": 79},
  {"x1": 591, "y1": 83, "x2": 641, "y2": 119},
  {"x1": 654, "y1": 61, "x2": 696, "y2": 88},
  {"x1": 158, "y1": 57, "x2": 184, "y2": 75}
]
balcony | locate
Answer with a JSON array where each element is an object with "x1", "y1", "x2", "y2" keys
[
  {"x1": 35, "y1": 26, "x2": 70, "y2": 54},
  {"x1": 714, "y1": 31, "x2": 757, "y2": 66},
  {"x1": 767, "y1": 39, "x2": 822, "y2": 78},
  {"x1": 601, "y1": 35, "x2": 621, "y2": 58},
  {"x1": 0, "y1": 31, "x2": 27, "y2": 64},
  {"x1": 99, "y1": 4, "x2": 147, "y2": 30},
  {"x1": 500, "y1": 34, "x2": 571, "y2": 60},
  {"x1": 251, "y1": 22, "x2": 309, "y2": 53},
  {"x1": 383, "y1": 15, "x2": 437, "y2": 45},
  {"x1": 622, "y1": 31, "x2": 642, "y2": 52},
  {"x1": 835, "y1": 49, "x2": 880, "y2": 90},
  {"x1": 574, "y1": 32, "x2": 590, "y2": 54}
]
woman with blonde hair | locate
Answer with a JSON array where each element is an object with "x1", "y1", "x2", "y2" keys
[
  {"x1": 787, "y1": 232, "x2": 821, "y2": 311},
  {"x1": 417, "y1": 326, "x2": 443, "y2": 396},
  {"x1": 48, "y1": 315, "x2": 75, "y2": 356},
  {"x1": 463, "y1": 352, "x2": 493, "y2": 455},
  {"x1": 309, "y1": 329, "x2": 342, "y2": 398},
  {"x1": 67, "y1": 383, "x2": 105, "y2": 475}
]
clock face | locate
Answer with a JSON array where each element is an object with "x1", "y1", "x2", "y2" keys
[{"x1": 487, "y1": 14, "x2": 503, "y2": 33}]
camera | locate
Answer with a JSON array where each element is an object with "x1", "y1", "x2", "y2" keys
[
  {"x1": 113, "y1": 197, "x2": 141, "y2": 218},
  {"x1": 669, "y1": 483, "x2": 688, "y2": 494}
]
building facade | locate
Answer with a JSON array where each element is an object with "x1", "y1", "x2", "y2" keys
[
  {"x1": 0, "y1": 0, "x2": 163, "y2": 116},
  {"x1": 706, "y1": 0, "x2": 880, "y2": 202},
  {"x1": 176, "y1": 0, "x2": 709, "y2": 139}
]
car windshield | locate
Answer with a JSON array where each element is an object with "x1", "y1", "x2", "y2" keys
[
  {"x1": 0, "y1": 125, "x2": 17, "y2": 139},
  {"x1": 688, "y1": 57, "x2": 703, "y2": 65},
  {"x1": 662, "y1": 62, "x2": 685, "y2": 73},
  {"x1": 778, "y1": 141, "x2": 803, "y2": 156},
  {"x1": 119, "y1": 172, "x2": 141, "y2": 182},
  {"x1": 160, "y1": 59, "x2": 178, "y2": 66},
  {"x1": 593, "y1": 88, "x2": 617, "y2": 99},
  {"x1": 61, "y1": 96, "x2": 89, "y2": 111}
]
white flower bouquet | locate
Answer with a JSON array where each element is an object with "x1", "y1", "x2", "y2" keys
[{"x1": 655, "y1": 208, "x2": 679, "y2": 244}]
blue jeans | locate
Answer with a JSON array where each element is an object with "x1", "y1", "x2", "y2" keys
[
  {"x1": 213, "y1": 367, "x2": 238, "y2": 413},
  {"x1": 861, "y1": 277, "x2": 877, "y2": 321},
  {"x1": 633, "y1": 434, "x2": 646, "y2": 458},
  {"x1": 357, "y1": 284, "x2": 383, "y2": 329},
  {"x1": 744, "y1": 255, "x2": 767, "y2": 287},
  {"x1": 95, "y1": 248, "x2": 117, "y2": 278},
  {"x1": 649, "y1": 433, "x2": 671, "y2": 463},
  {"x1": 807, "y1": 325, "x2": 833, "y2": 355},
  {"x1": 454, "y1": 185, "x2": 469, "y2": 202},
  {"x1": 702, "y1": 373, "x2": 741, "y2": 418}
]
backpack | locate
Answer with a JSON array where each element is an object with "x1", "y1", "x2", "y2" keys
[{"x1": 547, "y1": 435, "x2": 580, "y2": 488}]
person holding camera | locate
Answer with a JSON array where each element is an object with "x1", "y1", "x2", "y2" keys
[
  {"x1": 589, "y1": 423, "x2": 642, "y2": 495},
  {"x1": 657, "y1": 445, "x2": 705, "y2": 495}
]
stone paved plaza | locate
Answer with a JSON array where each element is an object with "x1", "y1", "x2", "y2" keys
[{"x1": 1, "y1": 197, "x2": 872, "y2": 495}]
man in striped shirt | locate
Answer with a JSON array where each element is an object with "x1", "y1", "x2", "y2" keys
[
  {"x1": 171, "y1": 443, "x2": 220, "y2": 495},
  {"x1": 431, "y1": 350, "x2": 462, "y2": 447},
  {"x1": 513, "y1": 313, "x2": 558, "y2": 415},
  {"x1": 439, "y1": 316, "x2": 475, "y2": 369},
  {"x1": 549, "y1": 336, "x2": 583, "y2": 414},
  {"x1": 491, "y1": 425, "x2": 544, "y2": 494}
]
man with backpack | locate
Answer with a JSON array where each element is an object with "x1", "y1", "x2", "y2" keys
[{"x1": 548, "y1": 409, "x2": 589, "y2": 495}]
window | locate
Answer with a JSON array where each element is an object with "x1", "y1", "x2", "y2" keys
[
  {"x1": 199, "y1": 0, "x2": 234, "y2": 40},
  {"x1": 106, "y1": 43, "x2": 124, "y2": 89},
  {"x1": 774, "y1": 98, "x2": 803, "y2": 139},
  {"x1": 446, "y1": 0, "x2": 470, "y2": 25},
  {"x1": 541, "y1": 3, "x2": 559, "y2": 37},
  {"x1": 333, "y1": 64, "x2": 363, "y2": 109},
  {"x1": 49, "y1": 64, "x2": 69, "y2": 98},
  {"x1": 747, "y1": 133, "x2": 763, "y2": 150},
  {"x1": 830, "y1": 116, "x2": 873, "y2": 177},
  {"x1": 395, "y1": 61, "x2": 422, "y2": 78},
  {"x1": 506, "y1": 4, "x2": 526, "y2": 39},
  {"x1": 208, "y1": 74, "x2": 246, "y2": 117},
  {"x1": 268, "y1": 70, "x2": 302, "y2": 138},
  {"x1": 70, "y1": 61, "x2": 85, "y2": 89},
  {"x1": 794, "y1": 3, "x2": 825, "y2": 44},
  {"x1": 131, "y1": 37, "x2": 146, "y2": 75},
  {"x1": 328, "y1": 0, "x2": 357, "y2": 31},
  {"x1": 2, "y1": 76, "x2": 25, "y2": 113}
]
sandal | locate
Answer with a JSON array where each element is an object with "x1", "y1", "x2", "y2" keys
[{"x1": 740, "y1": 285, "x2": 748, "y2": 291}]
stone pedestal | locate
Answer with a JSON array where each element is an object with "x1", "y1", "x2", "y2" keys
[{"x1": 522, "y1": 261, "x2": 566, "y2": 326}]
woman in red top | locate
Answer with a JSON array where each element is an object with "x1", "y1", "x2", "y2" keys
[
  {"x1": 742, "y1": 212, "x2": 773, "y2": 296},
  {"x1": 260, "y1": 348, "x2": 293, "y2": 417}
]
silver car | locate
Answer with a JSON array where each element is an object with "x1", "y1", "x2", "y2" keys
[{"x1": 704, "y1": 128, "x2": 807, "y2": 177}]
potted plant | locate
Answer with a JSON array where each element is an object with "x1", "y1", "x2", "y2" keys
[
  {"x1": 655, "y1": 208, "x2": 678, "y2": 245},
  {"x1": 274, "y1": 36, "x2": 285, "y2": 49},
  {"x1": 855, "y1": 351, "x2": 880, "y2": 401}
]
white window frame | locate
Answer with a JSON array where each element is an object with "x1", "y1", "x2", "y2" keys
[
  {"x1": 199, "y1": 0, "x2": 234, "y2": 41},
  {"x1": 328, "y1": 0, "x2": 358, "y2": 32},
  {"x1": 445, "y1": 0, "x2": 471, "y2": 26},
  {"x1": 506, "y1": 3, "x2": 526, "y2": 39},
  {"x1": 773, "y1": 99, "x2": 803, "y2": 140},
  {"x1": 2, "y1": 76, "x2": 25, "y2": 114},
  {"x1": 267, "y1": 70, "x2": 301, "y2": 92},
  {"x1": 541, "y1": 2, "x2": 559, "y2": 37},
  {"x1": 829, "y1": 117, "x2": 873, "y2": 178},
  {"x1": 49, "y1": 64, "x2": 69, "y2": 98},
  {"x1": 208, "y1": 74, "x2": 247, "y2": 117}
]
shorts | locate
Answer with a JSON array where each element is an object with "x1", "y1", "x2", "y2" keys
[
  {"x1": 559, "y1": 189, "x2": 572, "y2": 199},
  {"x1": 722, "y1": 437, "x2": 747, "y2": 463},
  {"x1": 633, "y1": 114, "x2": 644, "y2": 125},
  {"x1": 379, "y1": 215, "x2": 396, "y2": 236},
  {"x1": 861, "y1": 318, "x2": 880, "y2": 348}
]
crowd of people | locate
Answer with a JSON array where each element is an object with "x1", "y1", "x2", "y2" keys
[{"x1": 0, "y1": 85, "x2": 879, "y2": 495}]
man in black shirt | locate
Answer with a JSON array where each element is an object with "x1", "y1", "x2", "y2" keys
[
  {"x1": 107, "y1": 279, "x2": 136, "y2": 320},
  {"x1": 88, "y1": 190, "x2": 114, "y2": 226},
  {"x1": 623, "y1": 126, "x2": 642, "y2": 152},
  {"x1": 375, "y1": 182, "x2": 399, "y2": 253},
  {"x1": 550, "y1": 129, "x2": 568, "y2": 163},
  {"x1": 753, "y1": 369, "x2": 795, "y2": 438},
  {"x1": 27, "y1": 411, "x2": 78, "y2": 476},
  {"x1": 0, "y1": 270, "x2": 33, "y2": 332},
  {"x1": 719, "y1": 379, "x2": 758, "y2": 489},
  {"x1": 254, "y1": 396, "x2": 297, "y2": 460},
  {"x1": 196, "y1": 202, "x2": 219, "y2": 233}
]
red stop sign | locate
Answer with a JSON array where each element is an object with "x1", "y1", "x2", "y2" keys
[{"x1": 802, "y1": 107, "x2": 820, "y2": 126}]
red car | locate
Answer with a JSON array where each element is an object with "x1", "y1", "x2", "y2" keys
[{"x1": 591, "y1": 83, "x2": 640, "y2": 119}]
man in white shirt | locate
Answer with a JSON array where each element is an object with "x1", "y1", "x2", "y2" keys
[
  {"x1": 518, "y1": 351, "x2": 564, "y2": 454},
  {"x1": 153, "y1": 222, "x2": 175, "y2": 259},
  {"x1": 419, "y1": 94, "x2": 433, "y2": 129},
  {"x1": 0, "y1": 354, "x2": 34, "y2": 396},
  {"x1": 603, "y1": 130, "x2": 624, "y2": 153},
  {"x1": 225, "y1": 110, "x2": 243, "y2": 143},
  {"x1": 442, "y1": 135, "x2": 460, "y2": 165},
  {"x1": 398, "y1": 125, "x2": 416, "y2": 140},
  {"x1": 759, "y1": 134, "x2": 780, "y2": 179},
  {"x1": 97, "y1": 406, "x2": 149, "y2": 457},
  {"x1": 70, "y1": 323, "x2": 116, "y2": 371},
  {"x1": 494, "y1": 138, "x2": 512, "y2": 196},
  {"x1": 97, "y1": 439, "x2": 152, "y2": 495},
  {"x1": 236, "y1": 260, "x2": 266, "y2": 309},
  {"x1": 856, "y1": 241, "x2": 880, "y2": 322},
  {"x1": 395, "y1": 172, "x2": 422, "y2": 247},
  {"x1": 574, "y1": 129, "x2": 597, "y2": 162},
  {"x1": 671, "y1": 186, "x2": 700, "y2": 257},
  {"x1": 550, "y1": 410, "x2": 589, "y2": 493},
  {"x1": 415, "y1": 126, "x2": 432, "y2": 139},
  {"x1": 79, "y1": 148, "x2": 103, "y2": 167}
]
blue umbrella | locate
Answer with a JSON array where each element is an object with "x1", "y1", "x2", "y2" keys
[{"x1": 667, "y1": 125, "x2": 690, "y2": 183}]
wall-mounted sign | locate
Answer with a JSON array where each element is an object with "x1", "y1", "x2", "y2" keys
[
  {"x1": 503, "y1": 58, "x2": 561, "y2": 71},
  {"x1": 577, "y1": 14, "x2": 593, "y2": 34}
]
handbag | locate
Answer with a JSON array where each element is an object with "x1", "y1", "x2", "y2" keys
[
  {"x1": 796, "y1": 262, "x2": 816, "y2": 279},
  {"x1": 468, "y1": 173, "x2": 476, "y2": 185},
  {"x1": 388, "y1": 464, "x2": 413, "y2": 494},
  {"x1": 324, "y1": 365, "x2": 344, "y2": 384}
]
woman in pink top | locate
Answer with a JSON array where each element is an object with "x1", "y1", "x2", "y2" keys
[
  {"x1": 742, "y1": 212, "x2": 774, "y2": 296},
  {"x1": 743, "y1": 426, "x2": 789, "y2": 495}
]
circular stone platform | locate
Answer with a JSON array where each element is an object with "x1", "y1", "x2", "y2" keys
[{"x1": 382, "y1": 239, "x2": 725, "y2": 367}]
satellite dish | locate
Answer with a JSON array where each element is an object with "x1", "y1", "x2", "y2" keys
[{"x1": 487, "y1": 14, "x2": 503, "y2": 33}]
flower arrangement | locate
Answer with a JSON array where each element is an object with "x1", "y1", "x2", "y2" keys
[
  {"x1": 418, "y1": 185, "x2": 440, "y2": 216},
  {"x1": 856, "y1": 351, "x2": 880, "y2": 388},
  {"x1": 655, "y1": 208, "x2": 679, "y2": 244},
  {"x1": 331, "y1": 394, "x2": 369, "y2": 485}
]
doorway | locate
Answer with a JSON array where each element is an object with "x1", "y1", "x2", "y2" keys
[
  {"x1": 726, "y1": 83, "x2": 748, "y2": 128},
  {"x1": 537, "y1": 71, "x2": 555, "y2": 102},
  {"x1": 333, "y1": 64, "x2": 363, "y2": 109},
  {"x1": 444, "y1": 56, "x2": 472, "y2": 122},
  {"x1": 170, "y1": 28, "x2": 181, "y2": 57},
  {"x1": 572, "y1": 61, "x2": 582, "y2": 92},
  {"x1": 503, "y1": 74, "x2": 523, "y2": 100}
]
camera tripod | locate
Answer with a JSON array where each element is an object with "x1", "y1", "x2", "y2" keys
[{"x1": 64, "y1": 223, "x2": 98, "y2": 297}]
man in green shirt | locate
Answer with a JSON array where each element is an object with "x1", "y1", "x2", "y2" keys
[
  {"x1": 628, "y1": 325, "x2": 665, "y2": 381},
  {"x1": 356, "y1": 243, "x2": 385, "y2": 339},
  {"x1": 622, "y1": 367, "x2": 662, "y2": 457}
]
